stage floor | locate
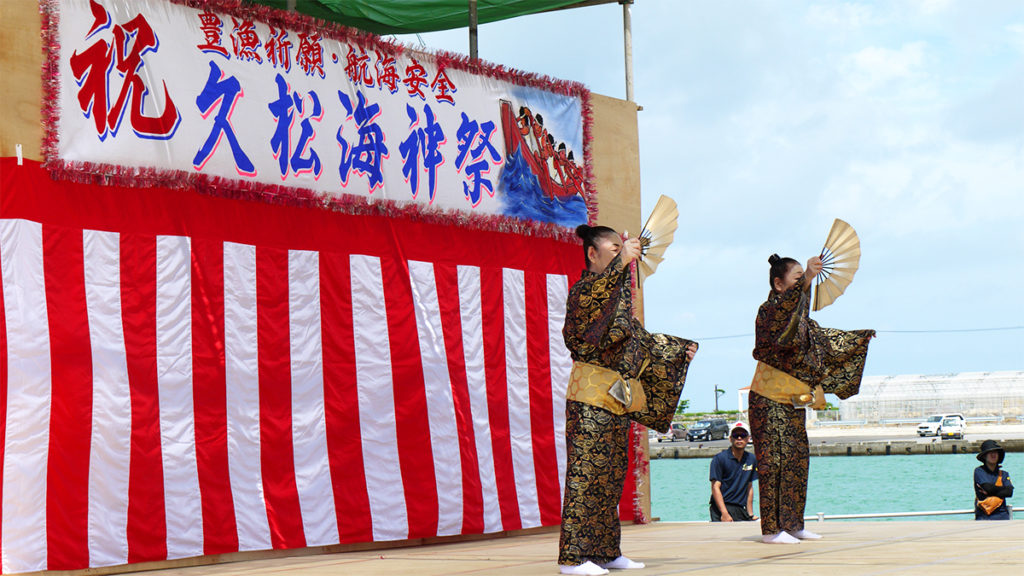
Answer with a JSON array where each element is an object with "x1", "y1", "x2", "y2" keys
[{"x1": 33, "y1": 520, "x2": 1024, "y2": 576}]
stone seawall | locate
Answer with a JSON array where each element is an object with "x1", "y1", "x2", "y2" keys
[{"x1": 650, "y1": 438, "x2": 1024, "y2": 459}]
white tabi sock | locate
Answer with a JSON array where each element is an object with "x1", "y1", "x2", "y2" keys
[
  {"x1": 599, "y1": 555, "x2": 645, "y2": 570},
  {"x1": 789, "y1": 529, "x2": 822, "y2": 539},
  {"x1": 762, "y1": 531, "x2": 801, "y2": 544},
  {"x1": 559, "y1": 560, "x2": 610, "y2": 575}
]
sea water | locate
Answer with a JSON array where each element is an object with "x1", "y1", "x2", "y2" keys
[{"x1": 651, "y1": 451, "x2": 1022, "y2": 521}]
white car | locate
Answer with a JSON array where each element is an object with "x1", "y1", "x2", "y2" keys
[
  {"x1": 939, "y1": 417, "x2": 966, "y2": 440},
  {"x1": 917, "y1": 413, "x2": 964, "y2": 437}
]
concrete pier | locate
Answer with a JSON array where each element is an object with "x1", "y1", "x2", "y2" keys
[
  {"x1": 650, "y1": 423, "x2": 1024, "y2": 459},
  {"x1": 651, "y1": 437, "x2": 1024, "y2": 459}
]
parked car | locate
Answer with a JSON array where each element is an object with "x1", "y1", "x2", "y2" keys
[
  {"x1": 917, "y1": 413, "x2": 964, "y2": 437},
  {"x1": 686, "y1": 419, "x2": 729, "y2": 442},
  {"x1": 657, "y1": 422, "x2": 686, "y2": 443},
  {"x1": 939, "y1": 417, "x2": 966, "y2": 440}
]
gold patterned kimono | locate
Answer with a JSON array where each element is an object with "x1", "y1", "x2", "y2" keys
[
  {"x1": 558, "y1": 254, "x2": 695, "y2": 566},
  {"x1": 749, "y1": 275, "x2": 874, "y2": 535}
]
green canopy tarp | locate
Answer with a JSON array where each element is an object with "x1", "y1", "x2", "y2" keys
[{"x1": 245, "y1": 0, "x2": 622, "y2": 35}]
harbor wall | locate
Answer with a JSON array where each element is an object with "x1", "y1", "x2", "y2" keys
[{"x1": 650, "y1": 438, "x2": 1024, "y2": 459}]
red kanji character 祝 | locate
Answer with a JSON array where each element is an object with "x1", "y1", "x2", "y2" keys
[{"x1": 69, "y1": 1, "x2": 179, "y2": 140}]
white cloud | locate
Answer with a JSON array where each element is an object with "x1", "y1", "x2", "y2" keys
[
  {"x1": 817, "y1": 139, "x2": 1024, "y2": 237},
  {"x1": 1007, "y1": 23, "x2": 1024, "y2": 54},
  {"x1": 912, "y1": 0, "x2": 955, "y2": 15},
  {"x1": 806, "y1": 2, "x2": 876, "y2": 29},
  {"x1": 842, "y1": 42, "x2": 928, "y2": 93}
]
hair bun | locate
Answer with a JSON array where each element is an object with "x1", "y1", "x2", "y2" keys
[
  {"x1": 575, "y1": 224, "x2": 591, "y2": 240},
  {"x1": 768, "y1": 253, "x2": 781, "y2": 266}
]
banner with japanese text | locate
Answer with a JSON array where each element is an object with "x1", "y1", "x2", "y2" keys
[
  {"x1": 0, "y1": 2, "x2": 654, "y2": 574},
  {"x1": 47, "y1": 0, "x2": 593, "y2": 230}
]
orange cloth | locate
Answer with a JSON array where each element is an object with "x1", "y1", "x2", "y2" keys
[{"x1": 977, "y1": 475, "x2": 1004, "y2": 515}]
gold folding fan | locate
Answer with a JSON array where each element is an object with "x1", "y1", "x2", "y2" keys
[
  {"x1": 813, "y1": 218, "x2": 861, "y2": 311},
  {"x1": 637, "y1": 195, "x2": 678, "y2": 280}
]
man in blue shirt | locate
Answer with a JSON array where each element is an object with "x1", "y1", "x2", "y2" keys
[{"x1": 710, "y1": 421, "x2": 758, "y2": 522}]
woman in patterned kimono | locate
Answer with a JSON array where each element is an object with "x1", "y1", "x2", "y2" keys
[
  {"x1": 750, "y1": 254, "x2": 874, "y2": 544},
  {"x1": 558, "y1": 225, "x2": 697, "y2": 576}
]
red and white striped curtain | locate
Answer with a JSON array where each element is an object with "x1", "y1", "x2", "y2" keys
[{"x1": 0, "y1": 159, "x2": 596, "y2": 573}]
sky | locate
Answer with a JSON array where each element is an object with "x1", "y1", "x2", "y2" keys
[{"x1": 399, "y1": 0, "x2": 1024, "y2": 413}]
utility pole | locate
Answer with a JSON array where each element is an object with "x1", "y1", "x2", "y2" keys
[
  {"x1": 469, "y1": 0, "x2": 479, "y2": 61},
  {"x1": 622, "y1": 0, "x2": 634, "y2": 101},
  {"x1": 715, "y1": 387, "x2": 725, "y2": 412}
]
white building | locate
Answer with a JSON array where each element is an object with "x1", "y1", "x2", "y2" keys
[{"x1": 839, "y1": 371, "x2": 1024, "y2": 422}]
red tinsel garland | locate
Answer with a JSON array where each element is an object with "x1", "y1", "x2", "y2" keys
[
  {"x1": 625, "y1": 256, "x2": 650, "y2": 523},
  {"x1": 630, "y1": 422, "x2": 650, "y2": 524},
  {"x1": 38, "y1": 0, "x2": 599, "y2": 240},
  {"x1": 39, "y1": 0, "x2": 62, "y2": 177}
]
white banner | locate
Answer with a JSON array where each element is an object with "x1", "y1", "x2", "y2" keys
[{"x1": 53, "y1": 0, "x2": 590, "y2": 227}]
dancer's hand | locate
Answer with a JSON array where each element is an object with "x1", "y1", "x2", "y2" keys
[
  {"x1": 803, "y1": 256, "x2": 823, "y2": 292},
  {"x1": 805, "y1": 255, "x2": 823, "y2": 279},
  {"x1": 685, "y1": 342, "x2": 697, "y2": 362},
  {"x1": 620, "y1": 231, "x2": 642, "y2": 266},
  {"x1": 811, "y1": 385, "x2": 827, "y2": 410}
]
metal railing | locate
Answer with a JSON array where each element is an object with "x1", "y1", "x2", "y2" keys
[
  {"x1": 823, "y1": 415, "x2": 1023, "y2": 425},
  {"x1": 805, "y1": 506, "x2": 1013, "y2": 521},
  {"x1": 877, "y1": 418, "x2": 922, "y2": 425}
]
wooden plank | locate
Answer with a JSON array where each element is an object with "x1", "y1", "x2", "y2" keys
[
  {"x1": 0, "y1": 0, "x2": 43, "y2": 160},
  {"x1": 588, "y1": 92, "x2": 651, "y2": 522},
  {"x1": 589, "y1": 93, "x2": 642, "y2": 237},
  {"x1": 22, "y1": 520, "x2": 1024, "y2": 575}
]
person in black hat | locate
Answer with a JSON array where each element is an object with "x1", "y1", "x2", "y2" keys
[{"x1": 974, "y1": 439, "x2": 1013, "y2": 520}]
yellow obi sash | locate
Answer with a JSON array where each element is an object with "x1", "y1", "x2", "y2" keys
[
  {"x1": 566, "y1": 361, "x2": 647, "y2": 415},
  {"x1": 750, "y1": 361, "x2": 825, "y2": 408}
]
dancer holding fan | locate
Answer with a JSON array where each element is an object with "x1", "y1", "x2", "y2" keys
[
  {"x1": 749, "y1": 219, "x2": 876, "y2": 544},
  {"x1": 557, "y1": 196, "x2": 697, "y2": 575}
]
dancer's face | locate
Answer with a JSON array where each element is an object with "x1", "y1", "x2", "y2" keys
[
  {"x1": 774, "y1": 262, "x2": 804, "y2": 293},
  {"x1": 587, "y1": 235, "x2": 621, "y2": 274}
]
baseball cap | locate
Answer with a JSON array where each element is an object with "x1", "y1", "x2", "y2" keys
[{"x1": 730, "y1": 421, "x2": 750, "y2": 436}]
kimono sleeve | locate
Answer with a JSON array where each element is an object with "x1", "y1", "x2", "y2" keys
[
  {"x1": 754, "y1": 276, "x2": 810, "y2": 361},
  {"x1": 582, "y1": 255, "x2": 635, "y2": 350},
  {"x1": 814, "y1": 326, "x2": 874, "y2": 399}
]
